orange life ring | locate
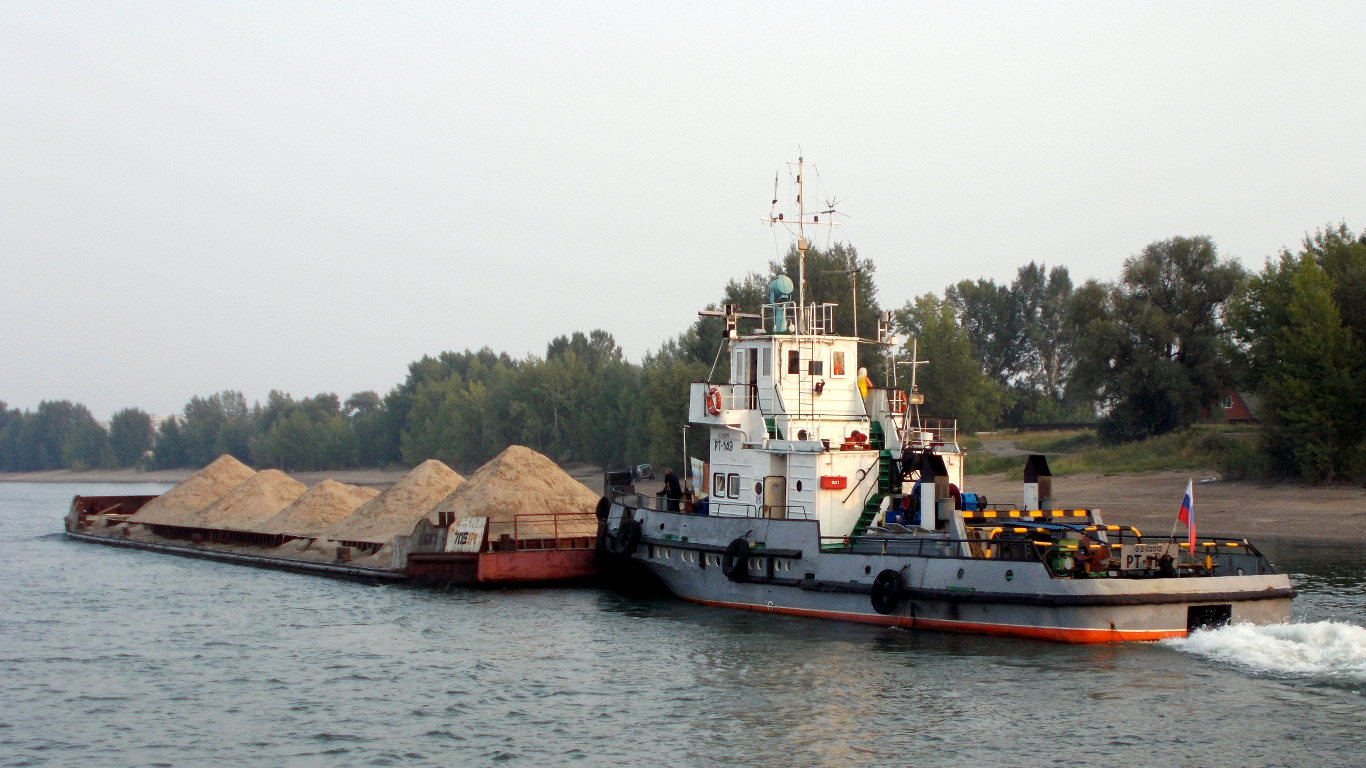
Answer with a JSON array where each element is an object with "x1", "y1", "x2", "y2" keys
[{"x1": 706, "y1": 387, "x2": 722, "y2": 416}]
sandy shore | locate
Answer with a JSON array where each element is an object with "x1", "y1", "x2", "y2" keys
[{"x1": 967, "y1": 471, "x2": 1366, "y2": 545}]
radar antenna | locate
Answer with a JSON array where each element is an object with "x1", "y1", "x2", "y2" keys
[{"x1": 762, "y1": 155, "x2": 840, "y2": 333}]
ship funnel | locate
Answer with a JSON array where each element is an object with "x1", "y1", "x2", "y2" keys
[
  {"x1": 1022, "y1": 454, "x2": 1052, "y2": 510},
  {"x1": 914, "y1": 450, "x2": 950, "y2": 530}
]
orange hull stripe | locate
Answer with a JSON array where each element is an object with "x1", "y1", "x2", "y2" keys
[{"x1": 680, "y1": 596, "x2": 1186, "y2": 644}]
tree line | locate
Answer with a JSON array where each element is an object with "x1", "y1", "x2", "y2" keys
[{"x1": 3, "y1": 227, "x2": 1363, "y2": 481}]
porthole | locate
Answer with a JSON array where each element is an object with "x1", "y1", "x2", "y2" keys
[
  {"x1": 1005, "y1": 569, "x2": 1014, "y2": 582},
  {"x1": 796, "y1": 480, "x2": 804, "y2": 492},
  {"x1": 660, "y1": 523, "x2": 665, "y2": 530},
  {"x1": 864, "y1": 565, "x2": 871, "y2": 575},
  {"x1": 755, "y1": 482, "x2": 763, "y2": 494},
  {"x1": 957, "y1": 568, "x2": 964, "y2": 580}
]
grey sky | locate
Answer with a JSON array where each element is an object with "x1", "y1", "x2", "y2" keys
[{"x1": 3, "y1": 2, "x2": 1363, "y2": 419}]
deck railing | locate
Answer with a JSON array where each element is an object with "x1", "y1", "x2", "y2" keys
[
  {"x1": 486, "y1": 512, "x2": 598, "y2": 552},
  {"x1": 820, "y1": 529, "x2": 1273, "y2": 578},
  {"x1": 612, "y1": 491, "x2": 811, "y2": 521}
]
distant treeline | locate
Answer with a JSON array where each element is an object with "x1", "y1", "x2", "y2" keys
[{"x1": 4, "y1": 227, "x2": 1364, "y2": 481}]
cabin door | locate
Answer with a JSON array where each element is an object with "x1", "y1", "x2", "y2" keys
[
  {"x1": 763, "y1": 475, "x2": 787, "y2": 519},
  {"x1": 747, "y1": 348, "x2": 759, "y2": 409}
]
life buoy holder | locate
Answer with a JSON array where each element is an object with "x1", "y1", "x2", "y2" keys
[
  {"x1": 721, "y1": 538, "x2": 749, "y2": 582},
  {"x1": 706, "y1": 387, "x2": 722, "y2": 416}
]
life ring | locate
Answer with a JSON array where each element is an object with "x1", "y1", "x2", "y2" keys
[
  {"x1": 871, "y1": 569, "x2": 901, "y2": 615},
  {"x1": 721, "y1": 538, "x2": 750, "y2": 582},
  {"x1": 614, "y1": 517, "x2": 642, "y2": 557},
  {"x1": 706, "y1": 387, "x2": 722, "y2": 416}
]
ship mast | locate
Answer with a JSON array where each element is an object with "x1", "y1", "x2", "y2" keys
[
  {"x1": 763, "y1": 155, "x2": 838, "y2": 334},
  {"x1": 797, "y1": 157, "x2": 807, "y2": 331}
]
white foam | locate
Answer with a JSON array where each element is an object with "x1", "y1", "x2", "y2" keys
[{"x1": 1164, "y1": 621, "x2": 1366, "y2": 681}]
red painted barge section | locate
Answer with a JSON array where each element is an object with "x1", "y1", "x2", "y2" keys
[
  {"x1": 478, "y1": 548, "x2": 598, "y2": 583},
  {"x1": 405, "y1": 549, "x2": 599, "y2": 585}
]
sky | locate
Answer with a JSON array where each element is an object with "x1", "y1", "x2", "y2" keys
[{"x1": 3, "y1": 1, "x2": 1364, "y2": 419}]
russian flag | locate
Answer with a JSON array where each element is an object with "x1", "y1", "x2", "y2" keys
[{"x1": 1177, "y1": 479, "x2": 1195, "y2": 553}]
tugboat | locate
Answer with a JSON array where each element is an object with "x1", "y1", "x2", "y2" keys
[{"x1": 602, "y1": 157, "x2": 1293, "y2": 642}]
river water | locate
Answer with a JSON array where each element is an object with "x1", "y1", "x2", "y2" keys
[{"x1": 2, "y1": 482, "x2": 1364, "y2": 767}]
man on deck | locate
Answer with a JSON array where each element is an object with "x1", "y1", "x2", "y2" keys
[{"x1": 661, "y1": 469, "x2": 683, "y2": 512}]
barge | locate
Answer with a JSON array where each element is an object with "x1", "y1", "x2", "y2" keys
[{"x1": 65, "y1": 492, "x2": 600, "y2": 587}]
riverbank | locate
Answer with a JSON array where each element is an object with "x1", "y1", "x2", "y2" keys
[{"x1": 967, "y1": 470, "x2": 1366, "y2": 546}]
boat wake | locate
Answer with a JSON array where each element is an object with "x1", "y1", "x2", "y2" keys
[{"x1": 1164, "y1": 621, "x2": 1366, "y2": 683}]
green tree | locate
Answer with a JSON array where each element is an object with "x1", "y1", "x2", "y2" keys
[
  {"x1": 0, "y1": 401, "x2": 111, "y2": 470},
  {"x1": 181, "y1": 391, "x2": 253, "y2": 465},
  {"x1": 1230, "y1": 224, "x2": 1366, "y2": 480},
  {"x1": 947, "y1": 277, "x2": 1023, "y2": 384},
  {"x1": 894, "y1": 294, "x2": 1004, "y2": 432},
  {"x1": 1265, "y1": 259, "x2": 1363, "y2": 479},
  {"x1": 108, "y1": 408, "x2": 154, "y2": 467},
  {"x1": 638, "y1": 341, "x2": 708, "y2": 471},
  {"x1": 1070, "y1": 236, "x2": 1243, "y2": 442},
  {"x1": 1014, "y1": 262, "x2": 1075, "y2": 399},
  {"x1": 0, "y1": 402, "x2": 20, "y2": 470},
  {"x1": 152, "y1": 417, "x2": 190, "y2": 468},
  {"x1": 260, "y1": 410, "x2": 318, "y2": 470},
  {"x1": 346, "y1": 391, "x2": 397, "y2": 466}
]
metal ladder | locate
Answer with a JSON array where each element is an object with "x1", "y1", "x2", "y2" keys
[{"x1": 850, "y1": 444, "x2": 893, "y2": 538}]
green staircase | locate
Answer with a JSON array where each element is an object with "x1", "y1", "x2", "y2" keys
[
  {"x1": 765, "y1": 416, "x2": 783, "y2": 440},
  {"x1": 850, "y1": 448, "x2": 893, "y2": 538}
]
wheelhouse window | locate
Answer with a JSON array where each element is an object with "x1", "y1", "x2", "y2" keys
[
  {"x1": 832, "y1": 351, "x2": 846, "y2": 377},
  {"x1": 712, "y1": 472, "x2": 724, "y2": 495},
  {"x1": 787, "y1": 350, "x2": 800, "y2": 374},
  {"x1": 809, "y1": 360, "x2": 824, "y2": 376},
  {"x1": 726, "y1": 473, "x2": 741, "y2": 499}
]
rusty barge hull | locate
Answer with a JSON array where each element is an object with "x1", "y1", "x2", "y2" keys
[{"x1": 406, "y1": 549, "x2": 600, "y2": 586}]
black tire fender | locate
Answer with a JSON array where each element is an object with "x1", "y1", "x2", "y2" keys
[
  {"x1": 595, "y1": 519, "x2": 610, "y2": 555},
  {"x1": 871, "y1": 569, "x2": 901, "y2": 615},
  {"x1": 721, "y1": 538, "x2": 750, "y2": 582},
  {"x1": 615, "y1": 517, "x2": 642, "y2": 557}
]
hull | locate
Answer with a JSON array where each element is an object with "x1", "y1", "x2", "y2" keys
[
  {"x1": 405, "y1": 549, "x2": 599, "y2": 586},
  {"x1": 610, "y1": 504, "x2": 1293, "y2": 643}
]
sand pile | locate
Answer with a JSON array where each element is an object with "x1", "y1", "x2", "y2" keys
[
  {"x1": 128, "y1": 454, "x2": 257, "y2": 526},
  {"x1": 319, "y1": 459, "x2": 465, "y2": 544},
  {"x1": 428, "y1": 445, "x2": 599, "y2": 538},
  {"x1": 252, "y1": 480, "x2": 379, "y2": 537},
  {"x1": 180, "y1": 469, "x2": 307, "y2": 530}
]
